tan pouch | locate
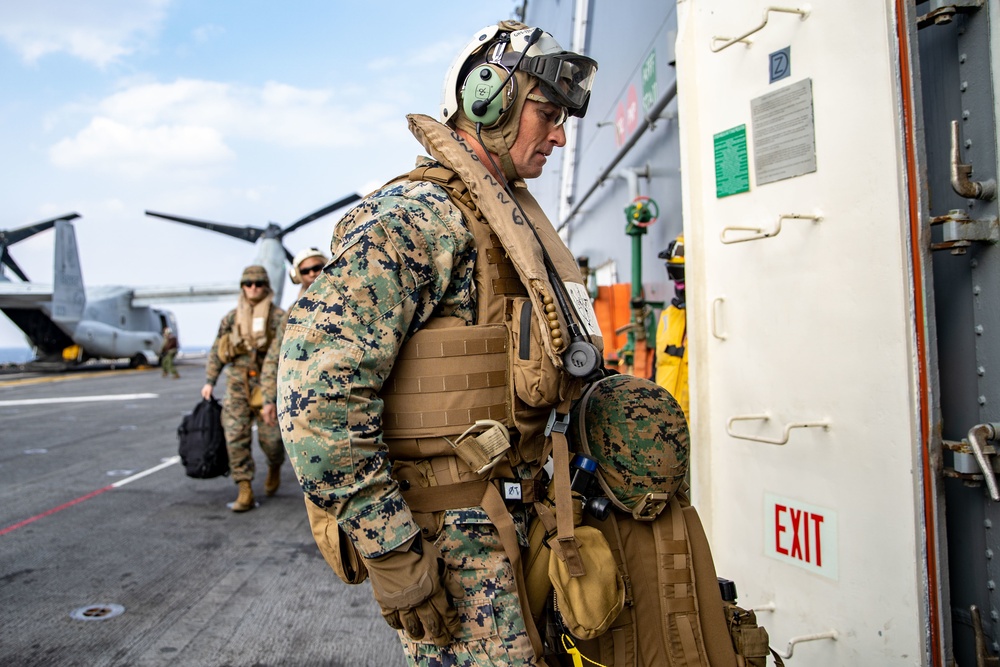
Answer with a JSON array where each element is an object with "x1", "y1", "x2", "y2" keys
[
  {"x1": 510, "y1": 296, "x2": 564, "y2": 408},
  {"x1": 548, "y1": 525, "x2": 626, "y2": 640},
  {"x1": 304, "y1": 498, "x2": 368, "y2": 585},
  {"x1": 249, "y1": 384, "x2": 264, "y2": 410},
  {"x1": 724, "y1": 603, "x2": 774, "y2": 667},
  {"x1": 217, "y1": 334, "x2": 235, "y2": 364}
]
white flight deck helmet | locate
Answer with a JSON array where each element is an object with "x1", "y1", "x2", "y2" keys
[
  {"x1": 289, "y1": 247, "x2": 328, "y2": 284},
  {"x1": 440, "y1": 21, "x2": 597, "y2": 181}
]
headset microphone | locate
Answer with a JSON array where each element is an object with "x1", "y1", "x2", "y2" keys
[{"x1": 470, "y1": 28, "x2": 543, "y2": 119}]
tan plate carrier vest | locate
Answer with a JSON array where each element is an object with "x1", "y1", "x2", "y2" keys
[{"x1": 375, "y1": 115, "x2": 602, "y2": 659}]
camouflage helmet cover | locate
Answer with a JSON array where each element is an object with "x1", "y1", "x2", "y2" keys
[
  {"x1": 571, "y1": 374, "x2": 689, "y2": 519},
  {"x1": 240, "y1": 264, "x2": 270, "y2": 286}
]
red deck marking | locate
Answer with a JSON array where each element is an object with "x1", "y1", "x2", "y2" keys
[{"x1": 0, "y1": 486, "x2": 113, "y2": 536}]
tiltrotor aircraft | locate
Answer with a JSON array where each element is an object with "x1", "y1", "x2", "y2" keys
[
  {"x1": 145, "y1": 193, "x2": 361, "y2": 305},
  {"x1": 0, "y1": 214, "x2": 237, "y2": 367}
]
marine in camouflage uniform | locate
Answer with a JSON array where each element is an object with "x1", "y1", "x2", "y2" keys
[
  {"x1": 203, "y1": 265, "x2": 285, "y2": 511},
  {"x1": 258, "y1": 248, "x2": 329, "y2": 495},
  {"x1": 278, "y1": 21, "x2": 599, "y2": 666}
]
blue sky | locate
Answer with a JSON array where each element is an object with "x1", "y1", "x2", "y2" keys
[{"x1": 0, "y1": 0, "x2": 516, "y2": 349}]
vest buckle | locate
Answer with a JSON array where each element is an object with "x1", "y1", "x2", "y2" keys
[{"x1": 450, "y1": 420, "x2": 512, "y2": 475}]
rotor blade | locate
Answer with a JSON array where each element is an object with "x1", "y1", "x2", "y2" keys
[
  {"x1": 145, "y1": 210, "x2": 264, "y2": 244},
  {"x1": 0, "y1": 212, "x2": 81, "y2": 246},
  {"x1": 1, "y1": 247, "x2": 30, "y2": 281},
  {"x1": 280, "y1": 193, "x2": 361, "y2": 237},
  {"x1": 282, "y1": 244, "x2": 295, "y2": 264}
]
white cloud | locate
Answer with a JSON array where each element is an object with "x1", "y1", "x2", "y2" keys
[
  {"x1": 191, "y1": 24, "x2": 224, "y2": 43},
  {"x1": 49, "y1": 117, "x2": 233, "y2": 176},
  {"x1": 367, "y1": 37, "x2": 464, "y2": 72},
  {"x1": 0, "y1": 0, "x2": 170, "y2": 67},
  {"x1": 47, "y1": 77, "x2": 408, "y2": 176}
]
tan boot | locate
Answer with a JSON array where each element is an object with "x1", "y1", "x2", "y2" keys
[
  {"x1": 264, "y1": 464, "x2": 281, "y2": 497},
  {"x1": 231, "y1": 480, "x2": 255, "y2": 512}
]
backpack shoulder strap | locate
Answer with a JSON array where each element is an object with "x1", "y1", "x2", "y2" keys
[{"x1": 405, "y1": 163, "x2": 484, "y2": 223}]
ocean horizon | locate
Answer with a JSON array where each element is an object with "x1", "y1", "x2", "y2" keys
[
  {"x1": 0, "y1": 347, "x2": 34, "y2": 364},
  {"x1": 0, "y1": 346, "x2": 211, "y2": 365}
]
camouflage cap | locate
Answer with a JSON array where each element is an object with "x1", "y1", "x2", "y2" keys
[
  {"x1": 571, "y1": 374, "x2": 689, "y2": 518},
  {"x1": 241, "y1": 265, "x2": 270, "y2": 285}
]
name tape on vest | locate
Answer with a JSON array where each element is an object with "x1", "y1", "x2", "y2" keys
[{"x1": 564, "y1": 282, "x2": 601, "y2": 337}]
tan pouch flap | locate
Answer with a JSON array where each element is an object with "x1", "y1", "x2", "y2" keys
[{"x1": 548, "y1": 525, "x2": 626, "y2": 641}]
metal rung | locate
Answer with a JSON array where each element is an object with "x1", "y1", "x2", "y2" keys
[
  {"x1": 721, "y1": 213, "x2": 822, "y2": 244},
  {"x1": 711, "y1": 6, "x2": 811, "y2": 53},
  {"x1": 775, "y1": 630, "x2": 838, "y2": 659},
  {"x1": 726, "y1": 413, "x2": 830, "y2": 445}
]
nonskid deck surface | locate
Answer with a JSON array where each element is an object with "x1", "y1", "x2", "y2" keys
[{"x1": 0, "y1": 358, "x2": 403, "y2": 667}]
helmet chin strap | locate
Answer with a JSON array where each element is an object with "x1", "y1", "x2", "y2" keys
[{"x1": 453, "y1": 71, "x2": 535, "y2": 182}]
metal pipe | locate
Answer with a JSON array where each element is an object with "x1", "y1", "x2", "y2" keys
[
  {"x1": 949, "y1": 120, "x2": 997, "y2": 200},
  {"x1": 557, "y1": 81, "x2": 678, "y2": 233},
  {"x1": 557, "y1": 0, "x2": 592, "y2": 241}
]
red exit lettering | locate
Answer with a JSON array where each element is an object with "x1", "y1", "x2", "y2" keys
[{"x1": 775, "y1": 503, "x2": 825, "y2": 567}]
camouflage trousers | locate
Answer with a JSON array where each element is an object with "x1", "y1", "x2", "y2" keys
[
  {"x1": 222, "y1": 370, "x2": 283, "y2": 483},
  {"x1": 399, "y1": 508, "x2": 542, "y2": 666},
  {"x1": 161, "y1": 351, "x2": 178, "y2": 377}
]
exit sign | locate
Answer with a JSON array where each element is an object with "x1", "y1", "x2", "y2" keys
[{"x1": 764, "y1": 493, "x2": 838, "y2": 580}]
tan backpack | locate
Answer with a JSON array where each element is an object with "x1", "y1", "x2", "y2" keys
[{"x1": 551, "y1": 496, "x2": 781, "y2": 667}]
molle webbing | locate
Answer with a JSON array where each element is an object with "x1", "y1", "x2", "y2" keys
[
  {"x1": 655, "y1": 498, "x2": 709, "y2": 666},
  {"x1": 381, "y1": 322, "x2": 510, "y2": 439}
]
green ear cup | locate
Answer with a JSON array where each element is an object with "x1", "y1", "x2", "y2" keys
[{"x1": 462, "y1": 64, "x2": 506, "y2": 127}]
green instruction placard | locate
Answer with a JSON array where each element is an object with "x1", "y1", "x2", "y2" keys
[
  {"x1": 714, "y1": 125, "x2": 750, "y2": 198},
  {"x1": 642, "y1": 50, "x2": 657, "y2": 112}
]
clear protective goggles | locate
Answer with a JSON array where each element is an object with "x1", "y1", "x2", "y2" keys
[{"x1": 502, "y1": 51, "x2": 597, "y2": 118}]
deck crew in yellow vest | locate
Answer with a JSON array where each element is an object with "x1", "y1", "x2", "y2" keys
[{"x1": 655, "y1": 235, "x2": 689, "y2": 416}]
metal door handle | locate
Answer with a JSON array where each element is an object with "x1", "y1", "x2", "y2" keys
[
  {"x1": 720, "y1": 213, "x2": 822, "y2": 244},
  {"x1": 711, "y1": 6, "x2": 811, "y2": 53},
  {"x1": 712, "y1": 297, "x2": 727, "y2": 340},
  {"x1": 726, "y1": 413, "x2": 830, "y2": 445}
]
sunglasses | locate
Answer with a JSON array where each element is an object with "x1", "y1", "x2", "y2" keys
[
  {"x1": 299, "y1": 264, "x2": 324, "y2": 276},
  {"x1": 242, "y1": 280, "x2": 267, "y2": 288}
]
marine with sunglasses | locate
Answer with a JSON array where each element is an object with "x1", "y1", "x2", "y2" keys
[
  {"x1": 259, "y1": 248, "x2": 329, "y2": 446},
  {"x1": 278, "y1": 20, "x2": 599, "y2": 665},
  {"x1": 200, "y1": 264, "x2": 286, "y2": 512}
]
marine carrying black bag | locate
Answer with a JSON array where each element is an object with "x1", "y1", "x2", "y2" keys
[{"x1": 178, "y1": 397, "x2": 229, "y2": 479}]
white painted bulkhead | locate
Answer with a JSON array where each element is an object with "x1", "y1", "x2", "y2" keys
[{"x1": 676, "y1": 1, "x2": 933, "y2": 664}]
